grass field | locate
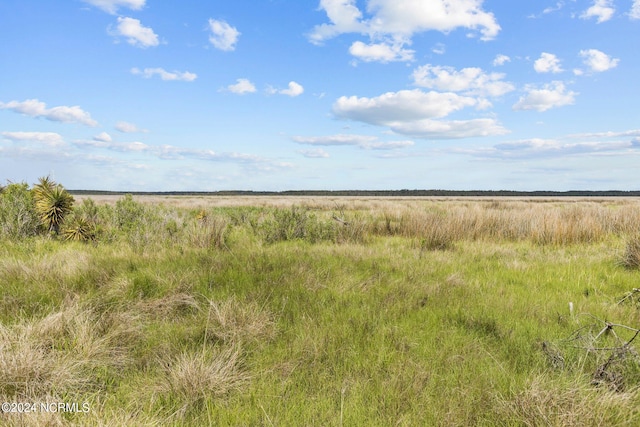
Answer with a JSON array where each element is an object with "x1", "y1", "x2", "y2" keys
[{"x1": 2, "y1": 194, "x2": 640, "y2": 425}]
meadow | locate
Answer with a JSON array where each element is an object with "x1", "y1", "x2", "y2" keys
[{"x1": 2, "y1": 184, "x2": 640, "y2": 425}]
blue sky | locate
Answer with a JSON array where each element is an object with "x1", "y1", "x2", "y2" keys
[{"x1": 1, "y1": 0, "x2": 639, "y2": 191}]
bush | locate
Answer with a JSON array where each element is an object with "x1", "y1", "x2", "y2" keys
[
  {"x1": 63, "y1": 198, "x2": 101, "y2": 242},
  {"x1": 620, "y1": 236, "x2": 640, "y2": 269},
  {"x1": 260, "y1": 207, "x2": 336, "y2": 243},
  {"x1": 0, "y1": 182, "x2": 40, "y2": 239}
]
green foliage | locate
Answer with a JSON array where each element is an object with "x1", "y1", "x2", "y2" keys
[
  {"x1": 0, "y1": 181, "x2": 40, "y2": 239},
  {"x1": 114, "y1": 194, "x2": 145, "y2": 230},
  {"x1": 4, "y1": 198, "x2": 640, "y2": 424},
  {"x1": 62, "y1": 198, "x2": 101, "y2": 242},
  {"x1": 260, "y1": 206, "x2": 337, "y2": 243},
  {"x1": 32, "y1": 176, "x2": 74, "y2": 234}
]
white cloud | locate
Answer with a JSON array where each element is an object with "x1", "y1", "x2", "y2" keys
[
  {"x1": 208, "y1": 19, "x2": 240, "y2": 51},
  {"x1": 631, "y1": 1, "x2": 640, "y2": 19},
  {"x1": 384, "y1": 118, "x2": 508, "y2": 139},
  {"x1": 309, "y1": 0, "x2": 500, "y2": 62},
  {"x1": 493, "y1": 54, "x2": 510, "y2": 66},
  {"x1": 131, "y1": 67, "x2": 197, "y2": 81},
  {"x1": 487, "y1": 138, "x2": 640, "y2": 158},
  {"x1": 74, "y1": 138, "x2": 292, "y2": 171},
  {"x1": 115, "y1": 121, "x2": 146, "y2": 133},
  {"x1": 432, "y1": 43, "x2": 446, "y2": 55},
  {"x1": 308, "y1": 0, "x2": 367, "y2": 44},
  {"x1": 543, "y1": 2, "x2": 565, "y2": 15},
  {"x1": 331, "y1": 89, "x2": 507, "y2": 139},
  {"x1": 513, "y1": 81, "x2": 577, "y2": 112},
  {"x1": 81, "y1": 0, "x2": 145, "y2": 14},
  {"x1": 579, "y1": 49, "x2": 619, "y2": 72},
  {"x1": 293, "y1": 134, "x2": 414, "y2": 149},
  {"x1": 1, "y1": 131, "x2": 65, "y2": 147},
  {"x1": 93, "y1": 132, "x2": 112, "y2": 142},
  {"x1": 298, "y1": 148, "x2": 330, "y2": 158},
  {"x1": 0, "y1": 99, "x2": 98, "y2": 126},
  {"x1": 333, "y1": 89, "x2": 480, "y2": 123},
  {"x1": 311, "y1": 0, "x2": 500, "y2": 41},
  {"x1": 293, "y1": 134, "x2": 377, "y2": 146},
  {"x1": 268, "y1": 81, "x2": 305, "y2": 97},
  {"x1": 534, "y1": 52, "x2": 563, "y2": 73},
  {"x1": 412, "y1": 64, "x2": 514, "y2": 97},
  {"x1": 349, "y1": 40, "x2": 414, "y2": 62},
  {"x1": 112, "y1": 17, "x2": 159, "y2": 48},
  {"x1": 279, "y1": 81, "x2": 304, "y2": 97},
  {"x1": 225, "y1": 78, "x2": 257, "y2": 95},
  {"x1": 570, "y1": 129, "x2": 640, "y2": 139},
  {"x1": 581, "y1": 0, "x2": 615, "y2": 23}
]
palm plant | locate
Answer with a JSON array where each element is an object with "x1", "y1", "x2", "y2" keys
[{"x1": 32, "y1": 176, "x2": 74, "y2": 234}]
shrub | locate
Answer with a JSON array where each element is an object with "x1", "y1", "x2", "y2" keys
[
  {"x1": 62, "y1": 198, "x2": 101, "y2": 242},
  {"x1": 0, "y1": 182, "x2": 40, "y2": 239},
  {"x1": 114, "y1": 194, "x2": 145, "y2": 231},
  {"x1": 260, "y1": 206, "x2": 336, "y2": 243},
  {"x1": 620, "y1": 236, "x2": 640, "y2": 269}
]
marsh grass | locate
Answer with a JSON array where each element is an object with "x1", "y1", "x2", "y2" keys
[{"x1": 2, "y1": 196, "x2": 640, "y2": 424}]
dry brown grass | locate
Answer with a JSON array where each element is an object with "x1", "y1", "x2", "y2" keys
[
  {"x1": 0, "y1": 247, "x2": 91, "y2": 284},
  {"x1": 620, "y1": 236, "x2": 640, "y2": 269},
  {"x1": 205, "y1": 297, "x2": 276, "y2": 344},
  {"x1": 498, "y1": 375, "x2": 640, "y2": 426},
  {"x1": 0, "y1": 300, "x2": 140, "y2": 400},
  {"x1": 156, "y1": 346, "x2": 249, "y2": 416}
]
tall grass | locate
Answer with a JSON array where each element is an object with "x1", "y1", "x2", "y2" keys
[{"x1": 3, "y1": 195, "x2": 640, "y2": 424}]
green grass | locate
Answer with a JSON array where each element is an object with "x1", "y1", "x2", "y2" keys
[{"x1": 2, "y1": 197, "x2": 640, "y2": 425}]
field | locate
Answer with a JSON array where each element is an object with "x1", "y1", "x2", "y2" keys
[{"x1": 3, "y1": 193, "x2": 640, "y2": 426}]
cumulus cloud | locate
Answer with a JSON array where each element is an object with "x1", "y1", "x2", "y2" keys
[
  {"x1": 267, "y1": 81, "x2": 304, "y2": 97},
  {"x1": 111, "y1": 17, "x2": 159, "y2": 48},
  {"x1": 579, "y1": 49, "x2": 619, "y2": 72},
  {"x1": 131, "y1": 67, "x2": 197, "y2": 81},
  {"x1": 208, "y1": 19, "x2": 240, "y2": 51},
  {"x1": 309, "y1": 0, "x2": 500, "y2": 62},
  {"x1": 581, "y1": 0, "x2": 615, "y2": 23},
  {"x1": 493, "y1": 54, "x2": 510, "y2": 66},
  {"x1": 0, "y1": 99, "x2": 98, "y2": 126},
  {"x1": 293, "y1": 134, "x2": 414, "y2": 150},
  {"x1": 631, "y1": 0, "x2": 640, "y2": 19},
  {"x1": 412, "y1": 64, "x2": 514, "y2": 97},
  {"x1": 534, "y1": 52, "x2": 563, "y2": 73},
  {"x1": 1, "y1": 131, "x2": 65, "y2": 147},
  {"x1": 93, "y1": 132, "x2": 112, "y2": 142},
  {"x1": 331, "y1": 89, "x2": 507, "y2": 139},
  {"x1": 513, "y1": 81, "x2": 577, "y2": 112},
  {"x1": 349, "y1": 40, "x2": 414, "y2": 62},
  {"x1": 333, "y1": 89, "x2": 479, "y2": 123},
  {"x1": 279, "y1": 81, "x2": 304, "y2": 97},
  {"x1": 115, "y1": 121, "x2": 146, "y2": 133},
  {"x1": 81, "y1": 0, "x2": 145, "y2": 14},
  {"x1": 308, "y1": 0, "x2": 367, "y2": 43},
  {"x1": 224, "y1": 78, "x2": 257, "y2": 95}
]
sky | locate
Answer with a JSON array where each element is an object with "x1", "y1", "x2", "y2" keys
[{"x1": 1, "y1": 0, "x2": 640, "y2": 191}]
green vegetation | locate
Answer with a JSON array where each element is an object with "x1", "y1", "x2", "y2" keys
[{"x1": 2, "y1": 186, "x2": 640, "y2": 425}]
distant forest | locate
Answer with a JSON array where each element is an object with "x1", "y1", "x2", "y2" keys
[{"x1": 69, "y1": 189, "x2": 640, "y2": 197}]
